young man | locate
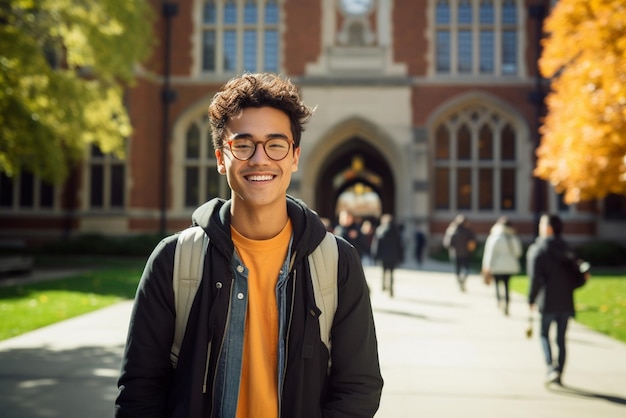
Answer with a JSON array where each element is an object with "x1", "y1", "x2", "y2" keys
[
  {"x1": 115, "y1": 73, "x2": 383, "y2": 417},
  {"x1": 527, "y1": 213, "x2": 589, "y2": 385}
]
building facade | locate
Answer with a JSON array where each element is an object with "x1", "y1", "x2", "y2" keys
[{"x1": 2, "y1": 0, "x2": 625, "y2": 250}]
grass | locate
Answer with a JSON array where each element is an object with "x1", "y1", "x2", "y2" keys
[
  {"x1": 510, "y1": 272, "x2": 626, "y2": 344},
  {"x1": 2, "y1": 259, "x2": 625, "y2": 345},
  {"x1": 0, "y1": 259, "x2": 144, "y2": 341}
]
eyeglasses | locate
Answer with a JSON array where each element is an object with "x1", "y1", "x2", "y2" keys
[{"x1": 225, "y1": 138, "x2": 294, "y2": 161}]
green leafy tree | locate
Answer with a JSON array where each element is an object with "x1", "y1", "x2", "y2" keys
[
  {"x1": 536, "y1": 0, "x2": 626, "y2": 203},
  {"x1": 0, "y1": 0, "x2": 154, "y2": 183}
]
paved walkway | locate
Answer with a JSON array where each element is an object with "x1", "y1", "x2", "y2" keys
[{"x1": 1, "y1": 261, "x2": 625, "y2": 417}]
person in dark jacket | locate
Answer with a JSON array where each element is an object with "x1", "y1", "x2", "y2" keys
[
  {"x1": 414, "y1": 227, "x2": 427, "y2": 267},
  {"x1": 115, "y1": 73, "x2": 383, "y2": 418},
  {"x1": 443, "y1": 214, "x2": 477, "y2": 292},
  {"x1": 371, "y1": 214, "x2": 404, "y2": 297},
  {"x1": 527, "y1": 213, "x2": 589, "y2": 386},
  {"x1": 334, "y1": 209, "x2": 368, "y2": 261}
]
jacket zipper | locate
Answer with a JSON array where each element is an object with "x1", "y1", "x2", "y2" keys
[
  {"x1": 278, "y1": 267, "x2": 297, "y2": 418},
  {"x1": 206, "y1": 277, "x2": 234, "y2": 418}
]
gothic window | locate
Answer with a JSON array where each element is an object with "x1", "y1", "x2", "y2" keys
[
  {"x1": 201, "y1": 0, "x2": 280, "y2": 74},
  {"x1": 434, "y1": 0, "x2": 519, "y2": 76},
  {"x1": 433, "y1": 105, "x2": 518, "y2": 212},
  {"x1": 0, "y1": 171, "x2": 55, "y2": 210},
  {"x1": 604, "y1": 194, "x2": 626, "y2": 220},
  {"x1": 183, "y1": 121, "x2": 227, "y2": 208},
  {"x1": 88, "y1": 145, "x2": 125, "y2": 209}
]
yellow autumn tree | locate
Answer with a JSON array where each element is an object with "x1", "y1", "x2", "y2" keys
[{"x1": 537, "y1": 0, "x2": 626, "y2": 203}]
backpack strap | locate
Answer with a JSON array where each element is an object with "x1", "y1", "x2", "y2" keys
[
  {"x1": 171, "y1": 226, "x2": 208, "y2": 368},
  {"x1": 308, "y1": 231, "x2": 339, "y2": 357},
  {"x1": 170, "y1": 227, "x2": 339, "y2": 371}
]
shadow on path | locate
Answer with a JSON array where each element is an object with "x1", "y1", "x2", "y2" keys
[
  {"x1": 549, "y1": 384, "x2": 626, "y2": 407},
  {"x1": 373, "y1": 307, "x2": 430, "y2": 321},
  {"x1": 0, "y1": 345, "x2": 123, "y2": 418}
]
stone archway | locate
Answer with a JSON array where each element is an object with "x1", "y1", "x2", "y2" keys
[{"x1": 315, "y1": 136, "x2": 394, "y2": 224}]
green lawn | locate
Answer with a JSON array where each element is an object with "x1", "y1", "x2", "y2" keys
[
  {"x1": 510, "y1": 273, "x2": 626, "y2": 344},
  {"x1": 0, "y1": 261, "x2": 144, "y2": 341},
  {"x1": 2, "y1": 261, "x2": 625, "y2": 345}
]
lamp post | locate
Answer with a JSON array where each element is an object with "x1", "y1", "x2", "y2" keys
[
  {"x1": 528, "y1": 2, "x2": 547, "y2": 237},
  {"x1": 160, "y1": 2, "x2": 178, "y2": 235}
]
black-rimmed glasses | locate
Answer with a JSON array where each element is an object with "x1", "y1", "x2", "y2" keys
[{"x1": 225, "y1": 138, "x2": 294, "y2": 161}]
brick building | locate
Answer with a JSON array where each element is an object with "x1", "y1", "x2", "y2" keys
[{"x1": 2, "y1": 0, "x2": 625, "y2": 250}]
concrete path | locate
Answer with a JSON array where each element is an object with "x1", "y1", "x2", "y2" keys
[
  {"x1": 0, "y1": 261, "x2": 625, "y2": 417},
  {"x1": 368, "y1": 262, "x2": 626, "y2": 417},
  {"x1": 0, "y1": 300, "x2": 133, "y2": 418}
]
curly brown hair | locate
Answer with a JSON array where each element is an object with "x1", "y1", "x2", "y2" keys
[{"x1": 207, "y1": 73, "x2": 314, "y2": 150}]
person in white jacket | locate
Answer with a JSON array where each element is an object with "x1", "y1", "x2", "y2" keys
[{"x1": 482, "y1": 217, "x2": 523, "y2": 316}]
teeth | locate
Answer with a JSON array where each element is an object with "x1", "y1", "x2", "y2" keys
[{"x1": 247, "y1": 175, "x2": 273, "y2": 181}]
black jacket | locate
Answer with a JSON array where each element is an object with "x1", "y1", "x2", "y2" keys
[
  {"x1": 443, "y1": 224, "x2": 476, "y2": 258},
  {"x1": 116, "y1": 196, "x2": 383, "y2": 418},
  {"x1": 371, "y1": 222, "x2": 404, "y2": 267},
  {"x1": 526, "y1": 236, "x2": 586, "y2": 314}
]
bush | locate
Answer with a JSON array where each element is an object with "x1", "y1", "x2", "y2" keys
[
  {"x1": 575, "y1": 240, "x2": 626, "y2": 267},
  {"x1": 39, "y1": 233, "x2": 166, "y2": 257},
  {"x1": 433, "y1": 238, "x2": 625, "y2": 270}
]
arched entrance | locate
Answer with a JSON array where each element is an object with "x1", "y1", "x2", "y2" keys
[{"x1": 315, "y1": 137, "x2": 394, "y2": 224}]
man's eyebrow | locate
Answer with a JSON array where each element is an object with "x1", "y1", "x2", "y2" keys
[
  {"x1": 267, "y1": 132, "x2": 290, "y2": 140},
  {"x1": 230, "y1": 132, "x2": 253, "y2": 140},
  {"x1": 229, "y1": 132, "x2": 290, "y2": 140}
]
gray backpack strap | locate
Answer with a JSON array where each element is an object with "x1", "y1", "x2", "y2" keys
[
  {"x1": 170, "y1": 226, "x2": 208, "y2": 368},
  {"x1": 308, "y1": 232, "x2": 339, "y2": 358}
]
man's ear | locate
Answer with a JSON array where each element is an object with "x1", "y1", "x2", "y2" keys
[
  {"x1": 291, "y1": 146, "x2": 301, "y2": 172},
  {"x1": 215, "y1": 149, "x2": 226, "y2": 174}
]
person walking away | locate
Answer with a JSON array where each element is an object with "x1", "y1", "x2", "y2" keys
[
  {"x1": 414, "y1": 227, "x2": 427, "y2": 267},
  {"x1": 115, "y1": 73, "x2": 383, "y2": 418},
  {"x1": 443, "y1": 215, "x2": 477, "y2": 292},
  {"x1": 360, "y1": 219, "x2": 376, "y2": 266},
  {"x1": 527, "y1": 213, "x2": 589, "y2": 386},
  {"x1": 481, "y1": 217, "x2": 522, "y2": 316},
  {"x1": 371, "y1": 214, "x2": 404, "y2": 297}
]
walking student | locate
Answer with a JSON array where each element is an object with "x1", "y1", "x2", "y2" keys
[
  {"x1": 443, "y1": 214, "x2": 477, "y2": 292},
  {"x1": 414, "y1": 227, "x2": 427, "y2": 267},
  {"x1": 371, "y1": 214, "x2": 404, "y2": 297},
  {"x1": 481, "y1": 217, "x2": 522, "y2": 316},
  {"x1": 115, "y1": 73, "x2": 383, "y2": 417},
  {"x1": 527, "y1": 213, "x2": 589, "y2": 386}
]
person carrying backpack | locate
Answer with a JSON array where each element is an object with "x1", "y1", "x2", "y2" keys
[
  {"x1": 115, "y1": 73, "x2": 383, "y2": 418},
  {"x1": 527, "y1": 213, "x2": 589, "y2": 386}
]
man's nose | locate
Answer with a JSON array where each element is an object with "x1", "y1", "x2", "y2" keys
[{"x1": 249, "y1": 142, "x2": 270, "y2": 162}]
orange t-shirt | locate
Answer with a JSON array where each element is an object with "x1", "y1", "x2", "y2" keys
[{"x1": 231, "y1": 221, "x2": 292, "y2": 418}]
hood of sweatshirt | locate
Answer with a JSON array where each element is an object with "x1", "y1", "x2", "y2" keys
[
  {"x1": 534, "y1": 235, "x2": 572, "y2": 263},
  {"x1": 489, "y1": 223, "x2": 516, "y2": 236},
  {"x1": 189, "y1": 195, "x2": 327, "y2": 265}
]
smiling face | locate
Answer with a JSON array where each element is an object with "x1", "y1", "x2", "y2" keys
[{"x1": 215, "y1": 106, "x2": 300, "y2": 216}]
